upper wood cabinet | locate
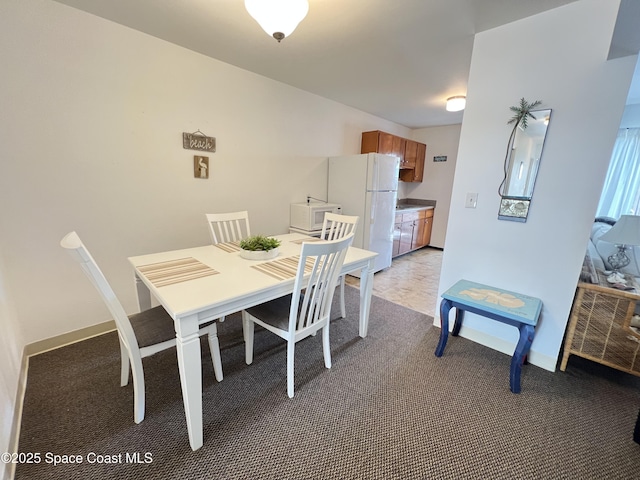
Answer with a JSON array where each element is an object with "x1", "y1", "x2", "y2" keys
[
  {"x1": 361, "y1": 130, "x2": 426, "y2": 183},
  {"x1": 400, "y1": 142, "x2": 426, "y2": 183},
  {"x1": 403, "y1": 140, "x2": 418, "y2": 169},
  {"x1": 361, "y1": 130, "x2": 405, "y2": 160}
]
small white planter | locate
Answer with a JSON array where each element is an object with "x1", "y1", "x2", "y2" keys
[{"x1": 239, "y1": 248, "x2": 280, "y2": 261}]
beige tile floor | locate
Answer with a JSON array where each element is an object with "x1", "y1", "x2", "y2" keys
[{"x1": 345, "y1": 247, "x2": 443, "y2": 317}]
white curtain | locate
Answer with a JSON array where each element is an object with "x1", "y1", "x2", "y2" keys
[{"x1": 596, "y1": 128, "x2": 640, "y2": 219}]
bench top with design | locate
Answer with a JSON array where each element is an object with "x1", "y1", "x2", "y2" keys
[{"x1": 441, "y1": 279, "x2": 542, "y2": 327}]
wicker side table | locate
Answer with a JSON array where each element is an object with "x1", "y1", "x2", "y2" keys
[{"x1": 560, "y1": 272, "x2": 640, "y2": 376}]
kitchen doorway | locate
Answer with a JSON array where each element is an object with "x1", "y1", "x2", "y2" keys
[{"x1": 345, "y1": 246, "x2": 442, "y2": 317}]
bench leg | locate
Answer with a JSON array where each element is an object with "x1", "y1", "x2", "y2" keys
[
  {"x1": 435, "y1": 299, "x2": 453, "y2": 357},
  {"x1": 452, "y1": 307, "x2": 465, "y2": 336},
  {"x1": 510, "y1": 324, "x2": 535, "y2": 394}
]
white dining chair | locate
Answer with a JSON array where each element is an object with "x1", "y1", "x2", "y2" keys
[
  {"x1": 205, "y1": 211, "x2": 251, "y2": 323},
  {"x1": 242, "y1": 233, "x2": 354, "y2": 398},
  {"x1": 321, "y1": 212, "x2": 360, "y2": 318},
  {"x1": 206, "y1": 211, "x2": 251, "y2": 244},
  {"x1": 60, "y1": 231, "x2": 223, "y2": 424}
]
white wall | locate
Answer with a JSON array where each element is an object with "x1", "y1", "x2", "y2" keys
[
  {"x1": 0, "y1": 0, "x2": 410, "y2": 343},
  {"x1": 437, "y1": 0, "x2": 636, "y2": 371},
  {"x1": 406, "y1": 125, "x2": 461, "y2": 248},
  {"x1": 0, "y1": 0, "x2": 410, "y2": 460},
  {"x1": 0, "y1": 246, "x2": 22, "y2": 480}
]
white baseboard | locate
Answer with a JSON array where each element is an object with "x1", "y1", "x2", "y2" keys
[
  {"x1": 24, "y1": 320, "x2": 116, "y2": 357},
  {"x1": 5, "y1": 320, "x2": 116, "y2": 480}
]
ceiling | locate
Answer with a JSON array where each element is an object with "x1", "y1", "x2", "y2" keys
[{"x1": 52, "y1": 0, "x2": 638, "y2": 129}]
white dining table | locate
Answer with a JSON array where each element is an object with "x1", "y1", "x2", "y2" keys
[{"x1": 128, "y1": 233, "x2": 378, "y2": 451}]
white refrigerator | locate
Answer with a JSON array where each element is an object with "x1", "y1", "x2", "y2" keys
[{"x1": 327, "y1": 153, "x2": 400, "y2": 277}]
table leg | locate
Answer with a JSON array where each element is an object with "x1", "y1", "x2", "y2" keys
[
  {"x1": 358, "y1": 259, "x2": 375, "y2": 338},
  {"x1": 435, "y1": 299, "x2": 453, "y2": 357},
  {"x1": 510, "y1": 324, "x2": 535, "y2": 394},
  {"x1": 134, "y1": 273, "x2": 152, "y2": 311},
  {"x1": 174, "y1": 313, "x2": 203, "y2": 450}
]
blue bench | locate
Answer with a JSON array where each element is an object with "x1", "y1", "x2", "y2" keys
[{"x1": 435, "y1": 279, "x2": 542, "y2": 393}]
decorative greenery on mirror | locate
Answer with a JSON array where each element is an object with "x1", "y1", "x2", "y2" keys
[{"x1": 498, "y1": 98, "x2": 551, "y2": 223}]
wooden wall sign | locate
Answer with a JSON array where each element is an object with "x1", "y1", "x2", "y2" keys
[{"x1": 183, "y1": 131, "x2": 216, "y2": 152}]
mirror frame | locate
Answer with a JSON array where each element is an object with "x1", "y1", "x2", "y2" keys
[{"x1": 498, "y1": 108, "x2": 551, "y2": 222}]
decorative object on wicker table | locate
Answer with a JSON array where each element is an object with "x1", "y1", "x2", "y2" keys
[
  {"x1": 560, "y1": 271, "x2": 640, "y2": 376},
  {"x1": 598, "y1": 215, "x2": 640, "y2": 284}
]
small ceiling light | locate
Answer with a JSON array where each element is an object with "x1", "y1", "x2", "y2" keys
[
  {"x1": 245, "y1": 0, "x2": 309, "y2": 43},
  {"x1": 446, "y1": 96, "x2": 466, "y2": 112}
]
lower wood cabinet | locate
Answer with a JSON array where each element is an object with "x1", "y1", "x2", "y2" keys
[
  {"x1": 392, "y1": 208, "x2": 434, "y2": 258},
  {"x1": 419, "y1": 211, "x2": 433, "y2": 247}
]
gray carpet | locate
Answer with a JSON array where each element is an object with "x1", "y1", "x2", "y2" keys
[{"x1": 16, "y1": 286, "x2": 640, "y2": 479}]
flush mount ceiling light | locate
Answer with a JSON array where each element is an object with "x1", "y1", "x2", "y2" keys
[
  {"x1": 446, "y1": 96, "x2": 466, "y2": 112},
  {"x1": 245, "y1": 0, "x2": 309, "y2": 43}
]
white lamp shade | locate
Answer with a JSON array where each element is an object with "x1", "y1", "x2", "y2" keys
[
  {"x1": 245, "y1": 0, "x2": 309, "y2": 40},
  {"x1": 446, "y1": 96, "x2": 466, "y2": 112},
  {"x1": 600, "y1": 215, "x2": 640, "y2": 246}
]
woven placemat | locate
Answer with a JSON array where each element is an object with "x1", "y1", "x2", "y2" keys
[
  {"x1": 251, "y1": 255, "x2": 315, "y2": 280},
  {"x1": 213, "y1": 241, "x2": 242, "y2": 253},
  {"x1": 137, "y1": 257, "x2": 219, "y2": 287}
]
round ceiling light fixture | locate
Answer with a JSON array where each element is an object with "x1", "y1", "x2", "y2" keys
[
  {"x1": 245, "y1": 0, "x2": 309, "y2": 43},
  {"x1": 446, "y1": 96, "x2": 466, "y2": 112}
]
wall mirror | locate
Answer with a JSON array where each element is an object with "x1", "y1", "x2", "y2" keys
[{"x1": 498, "y1": 108, "x2": 551, "y2": 222}]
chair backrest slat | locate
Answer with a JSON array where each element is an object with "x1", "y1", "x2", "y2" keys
[
  {"x1": 321, "y1": 213, "x2": 359, "y2": 241},
  {"x1": 206, "y1": 211, "x2": 251, "y2": 244},
  {"x1": 291, "y1": 234, "x2": 354, "y2": 333}
]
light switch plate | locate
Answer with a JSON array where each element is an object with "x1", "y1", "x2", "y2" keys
[{"x1": 465, "y1": 193, "x2": 478, "y2": 208}]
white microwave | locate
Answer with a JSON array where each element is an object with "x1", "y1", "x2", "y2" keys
[{"x1": 290, "y1": 202, "x2": 342, "y2": 232}]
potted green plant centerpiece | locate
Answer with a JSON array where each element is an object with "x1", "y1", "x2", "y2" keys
[{"x1": 239, "y1": 235, "x2": 281, "y2": 260}]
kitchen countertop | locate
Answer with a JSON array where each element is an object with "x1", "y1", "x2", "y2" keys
[{"x1": 395, "y1": 205, "x2": 434, "y2": 212}]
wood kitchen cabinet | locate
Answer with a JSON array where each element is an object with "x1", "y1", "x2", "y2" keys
[
  {"x1": 361, "y1": 130, "x2": 426, "y2": 183},
  {"x1": 393, "y1": 215, "x2": 410, "y2": 257},
  {"x1": 403, "y1": 139, "x2": 418, "y2": 169},
  {"x1": 400, "y1": 211, "x2": 419, "y2": 255},
  {"x1": 419, "y1": 208, "x2": 434, "y2": 246},
  {"x1": 412, "y1": 213, "x2": 425, "y2": 251},
  {"x1": 400, "y1": 142, "x2": 425, "y2": 183},
  {"x1": 392, "y1": 207, "x2": 434, "y2": 258},
  {"x1": 361, "y1": 130, "x2": 405, "y2": 161}
]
